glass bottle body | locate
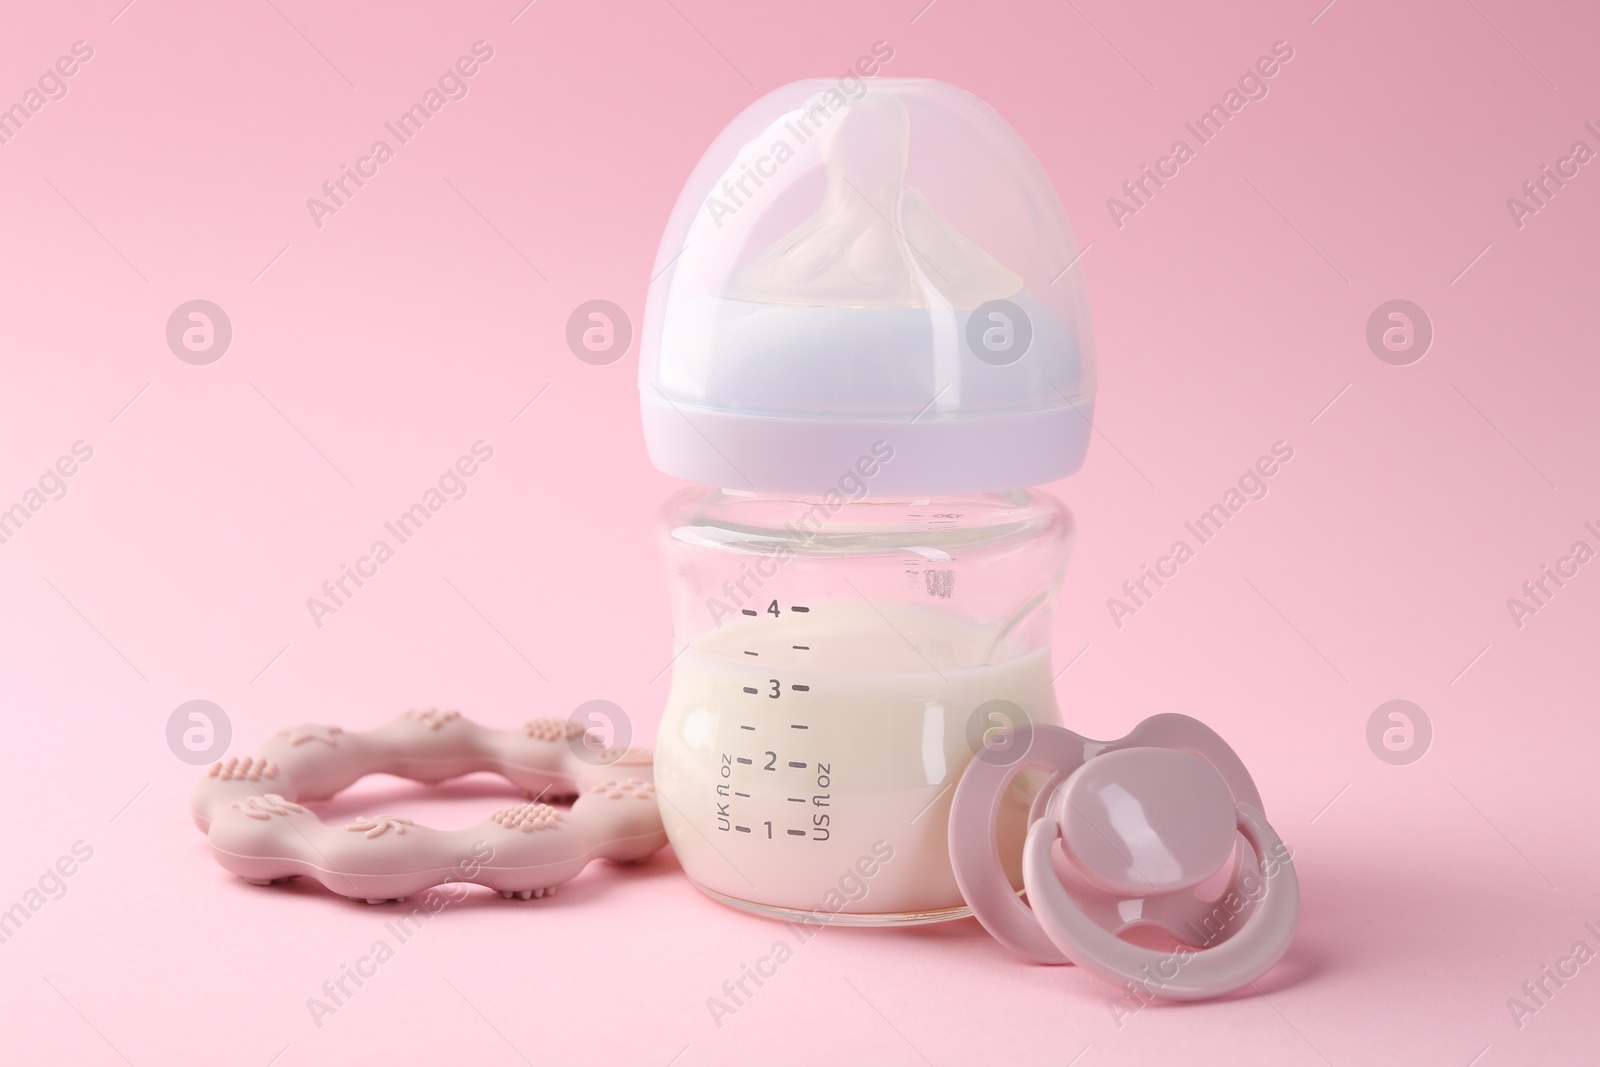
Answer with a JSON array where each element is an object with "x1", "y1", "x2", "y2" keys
[{"x1": 654, "y1": 486, "x2": 1074, "y2": 925}]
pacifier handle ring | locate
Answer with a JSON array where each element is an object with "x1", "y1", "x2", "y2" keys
[
  {"x1": 1022, "y1": 802, "x2": 1299, "y2": 1001},
  {"x1": 949, "y1": 724, "x2": 1091, "y2": 965}
]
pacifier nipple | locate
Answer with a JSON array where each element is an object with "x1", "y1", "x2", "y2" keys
[
  {"x1": 1048, "y1": 747, "x2": 1238, "y2": 897},
  {"x1": 724, "y1": 91, "x2": 1022, "y2": 309}
]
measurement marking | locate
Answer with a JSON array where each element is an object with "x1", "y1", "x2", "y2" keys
[
  {"x1": 742, "y1": 687, "x2": 758, "y2": 695},
  {"x1": 790, "y1": 724, "x2": 808, "y2": 730},
  {"x1": 787, "y1": 761, "x2": 807, "y2": 769},
  {"x1": 787, "y1": 829, "x2": 807, "y2": 837},
  {"x1": 792, "y1": 606, "x2": 810, "y2": 613},
  {"x1": 788, "y1": 797, "x2": 805, "y2": 803},
  {"x1": 792, "y1": 645, "x2": 809, "y2": 650},
  {"x1": 736, "y1": 757, "x2": 753, "y2": 765},
  {"x1": 741, "y1": 609, "x2": 757, "y2": 616},
  {"x1": 735, "y1": 791, "x2": 750, "y2": 798},
  {"x1": 792, "y1": 684, "x2": 810, "y2": 692},
  {"x1": 740, "y1": 725, "x2": 755, "y2": 731},
  {"x1": 744, "y1": 650, "x2": 759, "y2": 656},
  {"x1": 735, "y1": 825, "x2": 751, "y2": 833}
]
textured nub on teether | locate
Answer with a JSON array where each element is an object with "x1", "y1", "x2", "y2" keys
[
  {"x1": 405, "y1": 708, "x2": 462, "y2": 730},
  {"x1": 523, "y1": 718, "x2": 585, "y2": 743},
  {"x1": 279, "y1": 724, "x2": 344, "y2": 747},
  {"x1": 346, "y1": 815, "x2": 414, "y2": 839},
  {"x1": 594, "y1": 779, "x2": 656, "y2": 800},
  {"x1": 209, "y1": 756, "x2": 279, "y2": 781},
  {"x1": 597, "y1": 748, "x2": 653, "y2": 767},
  {"x1": 230, "y1": 794, "x2": 307, "y2": 820},
  {"x1": 491, "y1": 802, "x2": 563, "y2": 832}
]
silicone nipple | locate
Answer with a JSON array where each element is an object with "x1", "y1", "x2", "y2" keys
[{"x1": 725, "y1": 92, "x2": 1022, "y2": 309}]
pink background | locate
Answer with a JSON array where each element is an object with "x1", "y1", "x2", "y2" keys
[{"x1": 2, "y1": 0, "x2": 1598, "y2": 1064}]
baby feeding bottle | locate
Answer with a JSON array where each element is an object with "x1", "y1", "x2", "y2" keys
[{"x1": 641, "y1": 78, "x2": 1095, "y2": 924}]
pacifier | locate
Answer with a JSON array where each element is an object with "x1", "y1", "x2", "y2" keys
[{"x1": 949, "y1": 714, "x2": 1298, "y2": 1000}]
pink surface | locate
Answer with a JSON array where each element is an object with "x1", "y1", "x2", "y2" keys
[{"x1": 1, "y1": 1, "x2": 1597, "y2": 1064}]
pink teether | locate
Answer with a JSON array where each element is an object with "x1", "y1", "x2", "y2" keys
[
  {"x1": 190, "y1": 710, "x2": 665, "y2": 903},
  {"x1": 949, "y1": 716, "x2": 1299, "y2": 1000}
]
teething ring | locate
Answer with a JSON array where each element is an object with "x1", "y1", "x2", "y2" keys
[{"x1": 190, "y1": 709, "x2": 665, "y2": 903}]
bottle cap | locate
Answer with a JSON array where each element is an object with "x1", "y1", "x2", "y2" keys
[{"x1": 640, "y1": 78, "x2": 1095, "y2": 495}]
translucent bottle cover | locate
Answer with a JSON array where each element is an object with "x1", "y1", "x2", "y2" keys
[{"x1": 640, "y1": 78, "x2": 1095, "y2": 496}]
